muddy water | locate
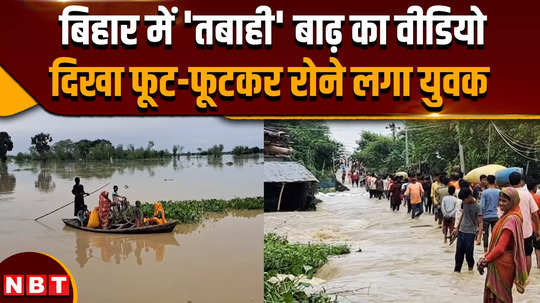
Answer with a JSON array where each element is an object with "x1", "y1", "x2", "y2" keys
[
  {"x1": 265, "y1": 186, "x2": 540, "y2": 303},
  {"x1": 0, "y1": 156, "x2": 263, "y2": 303}
]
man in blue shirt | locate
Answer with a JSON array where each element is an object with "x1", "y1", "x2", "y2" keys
[{"x1": 480, "y1": 175, "x2": 500, "y2": 252}]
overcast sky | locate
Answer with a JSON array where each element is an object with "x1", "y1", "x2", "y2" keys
[
  {"x1": 1, "y1": 108, "x2": 262, "y2": 154},
  {"x1": 327, "y1": 121, "x2": 404, "y2": 154}
]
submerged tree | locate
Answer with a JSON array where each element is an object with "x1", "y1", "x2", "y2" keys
[
  {"x1": 31, "y1": 133, "x2": 53, "y2": 159},
  {"x1": 35, "y1": 170, "x2": 56, "y2": 193},
  {"x1": 0, "y1": 132, "x2": 14, "y2": 162},
  {"x1": 172, "y1": 145, "x2": 184, "y2": 158},
  {"x1": 207, "y1": 144, "x2": 224, "y2": 158},
  {"x1": 0, "y1": 162, "x2": 16, "y2": 193}
]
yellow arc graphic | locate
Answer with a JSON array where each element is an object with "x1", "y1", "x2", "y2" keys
[
  {"x1": 0, "y1": 66, "x2": 38, "y2": 117},
  {"x1": 38, "y1": 252, "x2": 78, "y2": 303}
]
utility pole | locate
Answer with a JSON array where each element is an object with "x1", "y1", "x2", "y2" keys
[
  {"x1": 386, "y1": 122, "x2": 400, "y2": 141},
  {"x1": 456, "y1": 123, "x2": 465, "y2": 173},
  {"x1": 487, "y1": 122, "x2": 491, "y2": 164},
  {"x1": 405, "y1": 127, "x2": 409, "y2": 167}
]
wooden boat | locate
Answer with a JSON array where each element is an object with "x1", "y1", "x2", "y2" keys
[{"x1": 62, "y1": 218, "x2": 178, "y2": 234}]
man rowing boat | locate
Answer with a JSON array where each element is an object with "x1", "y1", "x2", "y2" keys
[{"x1": 72, "y1": 177, "x2": 89, "y2": 216}]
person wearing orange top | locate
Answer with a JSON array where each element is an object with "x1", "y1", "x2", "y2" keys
[
  {"x1": 405, "y1": 177, "x2": 424, "y2": 219},
  {"x1": 448, "y1": 175, "x2": 460, "y2": 191},
  {"x1": 145, "y1": 202, "x2": 167, "y2": 225}
]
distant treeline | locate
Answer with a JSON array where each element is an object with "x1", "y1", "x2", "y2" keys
[
  {"x1": 231, "y1": 146, "x2": 262, "y2": 155},
  {"x1": 0, "y1": 132, "x2": 260, "y2": 162}
]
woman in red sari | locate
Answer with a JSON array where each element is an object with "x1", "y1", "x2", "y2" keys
[
  {"x1": 478, "y1": 187, "x2": 528, "y2": 303},
  {"x1": 98, "y1": 191, "x2": 111, "y2": 229}
]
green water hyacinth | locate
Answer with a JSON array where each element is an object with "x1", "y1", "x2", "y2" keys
[
  {"x1": 140, "y1": 197, "x2": 263, "y2": 224},
  {"x1": 264, "y1": 234, "x2": 350, "y2": 302},
  {"x1": 264, "y1": 233, "x2": 350, "y2": 278}
]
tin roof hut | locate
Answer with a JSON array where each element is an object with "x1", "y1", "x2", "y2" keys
[{"x1": 264, "y1": 161, "x2": 319, "y2": 212}]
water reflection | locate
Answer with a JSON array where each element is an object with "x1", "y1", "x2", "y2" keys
[
  {"x1": 0, "y1": 163, "x2": 16, "y2": 194},
  {"x1": 35, "y1": 170, "x2": 55, "y2": 193},
  {"x1": 172, "y1": 157, "x2": 183, "y2": 171},
  {"x1": 14, "y1": 159, "x2": 180, "y2": 180},
  {"x1": 9, "y1": 156, "x2": 262, "y2": 180},
  {"x1": 68, "y1": 210, "x2": 261, "y2": 267},
  {"x1": 207, "y1": 156, "x2": 223, "y2": 168},
  {"x1": 68, "y1": 228, "x2": 180, "y2": 267}
]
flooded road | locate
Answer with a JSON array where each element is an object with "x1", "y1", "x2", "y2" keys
[
  {"x1": 265, "y1": 186, "x2": 540, "y2": 303},
  {"x1": 0, "y1": 156, "x2": 263, "y2": 303}
]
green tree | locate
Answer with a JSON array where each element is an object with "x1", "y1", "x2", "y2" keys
[
  {"x1": 52, "y1": 139, "x2": 74, "y2": 161},
  {"x1": 352, "y1": 131, "x2": 405, "y2": 174},
  {"x1": 31, "y1": 133, "x2": 53, "y2": 159},
  {"x1": 0, "y1": 132, "x2": 13, "y2": 162},
  {"x1": 74, "y1": 139, "x2": 92, "y2": 160},
  {"x1": 352, "y1": 121, "x2": 540, "y2": 177},
  {"x1": 267, "y1": 121, "x2": 343, "y2": 178},
  {"x1": 88, "y1": 140, "x2": 114, "y2": 160},
  {"x1": 233, "y1": 146, "x2": 248, "y2": 155},
  {"x1": 207, "y1": 144, "x2": 224, "y2": 158}
]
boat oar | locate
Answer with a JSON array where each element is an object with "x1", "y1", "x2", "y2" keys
[{"x1": 34, "y1": 182, "x2": 110, "y2": 221}]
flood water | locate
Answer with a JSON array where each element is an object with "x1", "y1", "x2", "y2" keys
[
  {"x1": 265, "y1": 186, "x2": 540, "y2": 303},
  {"x1": 0, "y1": 155, "x2": 263, "y2": 303}
]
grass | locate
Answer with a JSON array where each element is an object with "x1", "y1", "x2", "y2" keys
[
  {"x1": 140, "y1": 197, "x2": 263, "y2": 223},
  {"x1": 264, "y1": 273, "x2": 337, "y2": 303},
  {"x1": 264, "y1": 233, "x2": 350, "y2": 302}
]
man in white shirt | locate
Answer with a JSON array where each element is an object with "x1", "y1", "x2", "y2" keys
[
  {"x1": 509, "y1": 172, "x2": 540, "y2": 273},
  {"x1": 383, "y1": 177, "x2": 390, "y2": 199},
  {"x1": 441, "y1": 185, "x2": 459, "y2": 243}
]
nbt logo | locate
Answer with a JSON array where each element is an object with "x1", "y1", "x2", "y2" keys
[
  {"x1": 0, "y1": 252, "x2": 76, "y2": 302},
  {"x1": 3, "y1": 275, "x2": 70, "y2": 296}
]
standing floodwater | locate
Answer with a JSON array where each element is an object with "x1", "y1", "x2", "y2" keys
[
  {"x1": 0, "y1": 155, "x2": 262, "y2": 303},
  {"x1": 265, "y1": 187, "x2": 540, "y2": 303}
]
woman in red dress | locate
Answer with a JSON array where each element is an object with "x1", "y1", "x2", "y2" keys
[
  {"x1": 478, "y1": 187, "x2": 528, "y2": 303},
  {"x1": 98, "y1": 191, "x2": 111, "y2": 229}
]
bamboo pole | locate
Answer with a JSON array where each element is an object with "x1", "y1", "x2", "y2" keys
[
  {"x1": 276, "y1": 182, "x2": 285, "y2": 211},
  {"x1": 34, "y1": 182, "x2": 110, "y2": 221}
]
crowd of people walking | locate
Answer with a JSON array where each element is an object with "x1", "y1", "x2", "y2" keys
[{"x1": 354, "y1": 168, "x2": 540, "y2": 302}]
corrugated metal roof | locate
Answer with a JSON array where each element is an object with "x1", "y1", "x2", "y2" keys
[{"x1": 264, "y1": 161, "x2": 319, "y2": 183}]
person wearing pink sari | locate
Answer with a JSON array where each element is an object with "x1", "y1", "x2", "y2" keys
[
  {"x1": 478, "y1": 187, "x2": 528, "y2": 303},
  {"x1": 98, "y1": 191, "x2": 111, "y2": 229}
]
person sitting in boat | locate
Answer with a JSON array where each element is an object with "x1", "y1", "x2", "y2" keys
[
  {"x1": 110, "y1": 185, "x2": 129, "y2": 222},
  {"x1": 112, "y1": 185, "x2": 128, "y2": 210},
  {"x1": 123, "y1": 200, "x2": 145, "y2": 228},
  {"x1": 145, "y1": 202, "x2": 167, "y2": 225},
  {"x1": 112, "y1": 185, "x2": 128, "y2": 217},
  {"x1": 77, "y1": 204, "x2": 90, "y2": 226},
  {"x1": 98, "y1": 191, "x2": 117, "y2": 229}
]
